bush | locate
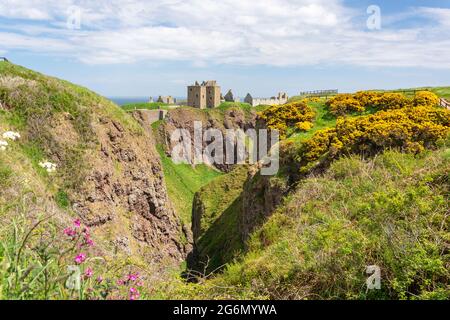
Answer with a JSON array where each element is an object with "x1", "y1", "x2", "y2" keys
[
  {"x1": 258, "y1": 101, "x2": 315, "y2": 138},
  {"x1": 294, "y1": 105, "x2": 450, "y2": 174},
  {"x1": 412, "y1": 91, "x2": 440, "y2": 107},
  {"x1": 375, "y1": 92, "x2": 410, "y2": 110},
  {"x1": 326, "y1": 94, "x2": 364, "y2": 116},
  {"x1": 326, "y1": 91, "x2": 440, "y2": 116}
]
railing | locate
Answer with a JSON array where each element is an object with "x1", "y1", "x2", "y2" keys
[
  {"x1": 299, "y1": 89, "x2": 338, "y2": 97},
  {"x1": 439, "y1": 98, "x2": 450, "y2": 109}
]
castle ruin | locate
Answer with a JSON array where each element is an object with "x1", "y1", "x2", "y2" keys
[
  {"x1": 157, "y1": 95, "x2": 175, "y2": 104},
  {"x1": 224, "y1": 89, "x2": 240, "y2": 102},
  {"x1": 187, "y1": 80, "x2": 221, "y2": 108},
  {"x1": 244, "y1": 92, "x2": 288, "y2": 107}
]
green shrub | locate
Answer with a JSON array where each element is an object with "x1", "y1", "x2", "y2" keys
[{"x1": 55, "y1": 189, "x2": 70, "y2": 209}]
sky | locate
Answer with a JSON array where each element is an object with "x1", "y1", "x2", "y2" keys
[{"x1": 1, "y1": 0, "x2": 450, "y2": 98}]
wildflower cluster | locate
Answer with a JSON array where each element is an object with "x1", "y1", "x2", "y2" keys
[
  {"x1": 326, "y1": 91, "x2": 440, "y2": 116},
  {"x1": 38, "y1": 160, "x2": 57, "y2": 173},
  {"x1": 116, "y1": 272, "x2": 143, "y2": 300},
  {"x1": 0, "y1": 130, "x2": 20, "y2": 151},
  {"x1": 258, "y1": 100, "x2": 315, "y2": 138},
  {"x1": 290, "y1": 105, "x2": 450, "y2": 175},
  {"x1": 62, "y1": 219, "x2": 145, "y2": 300}
]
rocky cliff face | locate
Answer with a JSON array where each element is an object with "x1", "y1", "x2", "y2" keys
[
  {"x1": 0, "y1": 62, "x2": 189, "y2": 268},
  {"x1": 158, "y1": 107, "x2": 257, "y2": 172},
  {"x1": 70, "y1": 116, "x2": 188, "y2": 262}
]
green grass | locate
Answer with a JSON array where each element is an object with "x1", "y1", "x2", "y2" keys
[
  {"x1": 377, "y1": 86, "x2": 450, "y2": 99},
  {"x1": 54, "y1": 189, "x2": 70, "y2": 209},
  {"x1": 155, "y1": 144, "x2": 222, "y2": 225},
  {"x1": 121, "y1": 102, "x2": 170, "y2": 111},
  {"x1": 286, "y1": 101, "x2": 336, "y2": 142},
  {"x1": 190, "y1": 166, "x2": 249, "y2": 273},
  {"x1": 0, "y1": 161, "x2": 13, "y2": 189},
  {"x1": 216, "y1": 101, "x2": 270, "y2": 113}
]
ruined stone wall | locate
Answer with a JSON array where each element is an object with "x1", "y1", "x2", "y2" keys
[
  {"x1": 188, "y1": 85, "x2": 206, "y2": 108},
  {"x1": 206, "y1": 85, "x2": 221, "y2": 108},
  {"x1": 250, "y1": 97, "x2": 288, "y2": 107}
]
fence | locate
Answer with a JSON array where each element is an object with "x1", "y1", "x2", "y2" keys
[
  {"x1": 439, "y1": 98, "x2": 450, "y2": 109},
  {"x1": 299, "y1": 89, "x2": 338, "y2": 98}
]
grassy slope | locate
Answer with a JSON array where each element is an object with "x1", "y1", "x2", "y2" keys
[
  {"x1": 155, "y1": 144, "x2": 222, "y2": 225},
  {"x1": 159, "y1": 148, "x2": 450, "y2": 300},
  {"x1": 192, "y1": 166, "x2": 249, "y2": 272}
]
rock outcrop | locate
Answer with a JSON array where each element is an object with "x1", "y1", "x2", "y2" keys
[{"x1": 158, "y1": 107, "x2": 257, "y2": 172}]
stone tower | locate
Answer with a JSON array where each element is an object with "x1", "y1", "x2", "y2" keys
[{"x1": 188, "y1": 80, "x2": 221, "y2": 108}]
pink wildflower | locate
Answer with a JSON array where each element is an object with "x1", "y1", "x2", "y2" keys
[
  {"x1": 84, "y1": 267, "x2": 93, "y2": 278},
  {"x1": 74, "y1": 253, "x2": 86, "y2": 264},
  {"x1": 63, "y1": 227, "x2": 76, "y2": 237},
  {"x1": 117, "y1": 279, "x2": 125, "y2": 286},
  {"x1": 86, "y1": 238, "x2": 94, "y2": 247},
  {"x1": 129, "y1": 287, "x2": 140, "y2": 300},
  {"x1": 96, "y1": 276, "x2": 103, "y2": 284},
  {"x1": 130, "y1": 294, "x2": 139, "y2": 300},
  {"x1": 128, "y1": 273, "x2": 139, "y2": 282},
  {"x1": 74, "y1": 219, "x2": 81, "y2": 228}
]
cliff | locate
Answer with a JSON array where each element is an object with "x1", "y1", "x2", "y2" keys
[{"x1": 0, "y1": 62, "x2": 189, "y2": 271}]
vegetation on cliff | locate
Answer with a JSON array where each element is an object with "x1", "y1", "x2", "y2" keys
[
  {"x1": 0, "y1": 62, "x2": 187, "y2": 299},
  {"x1": 1, "y1": 62, "x2": 449, "y2": 300}
]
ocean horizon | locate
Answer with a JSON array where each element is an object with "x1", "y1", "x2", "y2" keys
[{"x1": 109, "y1": 97, "x2": 186, "y2": 106}]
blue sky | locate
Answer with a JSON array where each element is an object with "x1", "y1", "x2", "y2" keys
[{"x1": 1, "y1": 0, "x2": 450, "y2": 98}]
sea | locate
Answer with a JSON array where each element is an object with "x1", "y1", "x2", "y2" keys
[
  {"x1": 109, "y1": 97, "x2": 186, "y2": 106},
  {"x1": 108, "y1": 97, "x2": 149, "y2": 106}
]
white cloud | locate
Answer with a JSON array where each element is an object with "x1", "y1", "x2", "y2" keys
[
  {"x1": 0, "y1": 0, "x2": 449, "y2": 69},
  {"x1": 416, "y1": 7, "x2": 450, "y2": 28}
]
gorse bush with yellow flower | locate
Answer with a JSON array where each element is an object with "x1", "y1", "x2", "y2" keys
[
  {"x1": 258, "y1": 101, "x2": 315, "y2": 138},
  {"x1": 325, "y1": 94, "x2": 364, "y2": 116},
  {"x1": 326, "y1": 91, "x2": 440, "y2": 116},
  {"x1": 287, "y1": 105, "x2": 450, "y2": 175},
  {"x1": 412, "y1": 91, "x2": 440, "y2": 107}
]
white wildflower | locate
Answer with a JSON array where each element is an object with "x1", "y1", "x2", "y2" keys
[
  {"x1": 38, "y1": 161, "x2": 57, "y2": 173},
  {"x1": 2, "y1": 131, "x2": 21, "y2": 141},
  {"x1": 0, "y1": 140, "x2": 7, "y2": 151}
]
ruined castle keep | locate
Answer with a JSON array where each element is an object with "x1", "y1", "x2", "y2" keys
[
  {"x1": 157, "y1": 95, "x2": 175, "y2": 104},
  {"x1": 244, "y1": 92, "x2": 288, "y2": 107},
  {"x1": 188, "y1": 80, "x2": 221, "y2": 108}
]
